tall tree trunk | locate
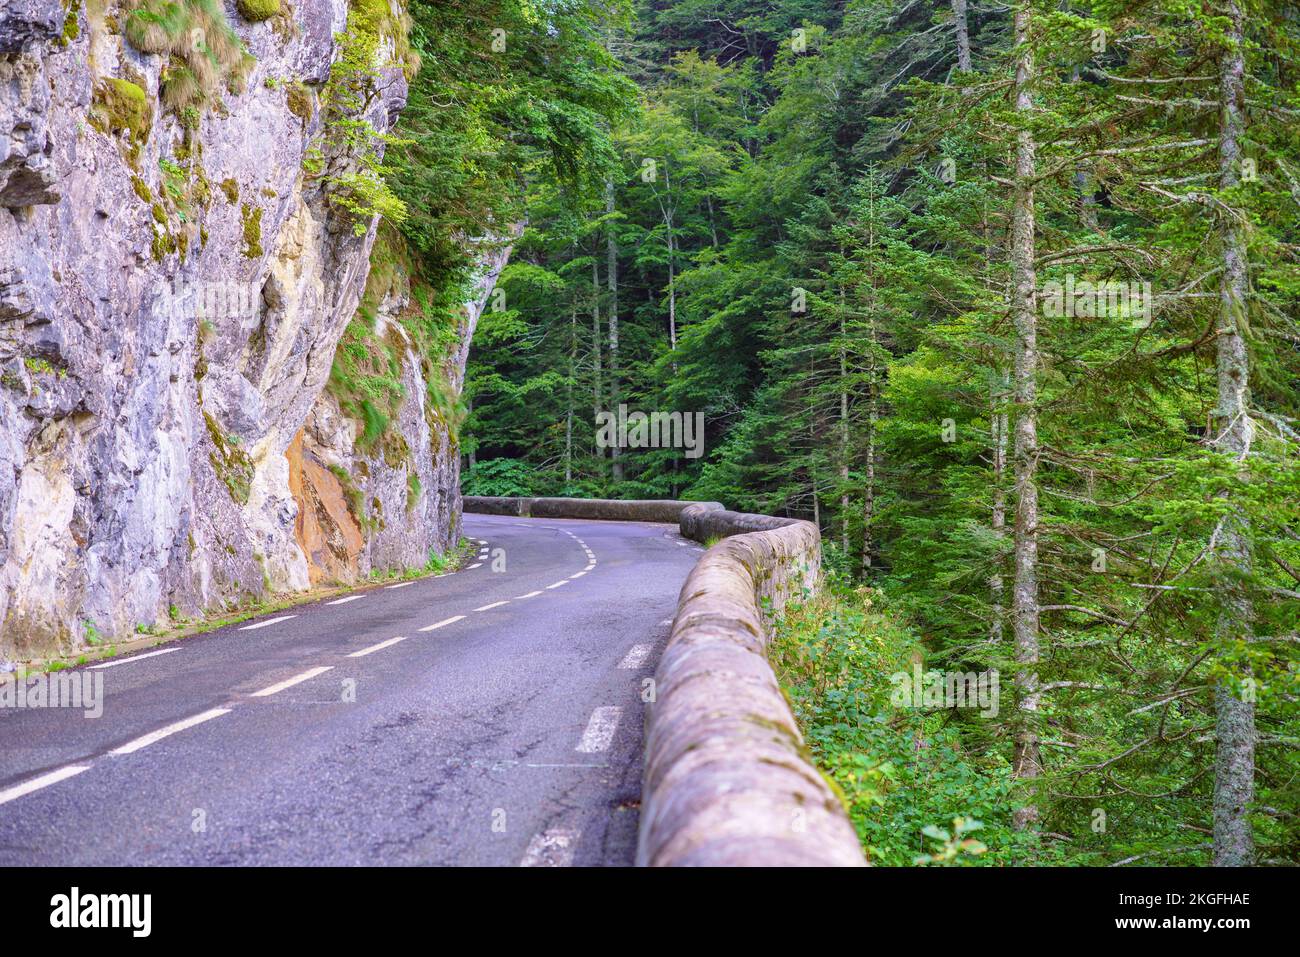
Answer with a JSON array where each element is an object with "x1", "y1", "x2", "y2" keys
[
  {"x1": 990, "y1": 376, "x2": 1008, "y2": 644},
  {"x1": 839, "y1": 293, "x2": 850, "y2": 554},
  {"x1": 466, "y1": 396, "x2": 475, "y2": 471},
  {"x1": 862, "y1": 317, "x2": 877, "y2": 575},
  {"x1": 666, "y1": 229, "x2": 678, "y2": 356},
  {"x1": 565, "y1": 302, "x2": 575, "y2": 485},
  {"x1": 591, "y1": 257, "x2": 604, "y2": 463},
  {"x1": 606, "y1": 179, "x2": 623, "y2": 482},
  {"x1": 1009, "y1": 0, "x2": 1041, "y2": 830},
  {"x1": 952, "y1": 0, "x2": 972, "y2": 73},
  {"x1": 1211, "y1": 0, "x2": 1256, "y2": 867}
]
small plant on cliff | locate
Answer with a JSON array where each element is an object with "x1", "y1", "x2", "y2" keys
[{"x1": 123, "y1": 0, "x2": 253, "y2": 113}]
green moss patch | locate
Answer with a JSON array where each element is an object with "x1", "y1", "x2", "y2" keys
[
  {"x1": 88, "y1": 78, "x2": 152, "y2": 164},
  {"x1": 240, "y1": 202, "x2": 263, "y2": 259},
  {"x1": 286, "y1": 81, "x2": 313, "y2": 127},
  {"x1": 236, "y1": 0, "x2": 280, "y2": 21},
  {"x1": 205, "y1": 412, "x2": 254, "y2": 505}
]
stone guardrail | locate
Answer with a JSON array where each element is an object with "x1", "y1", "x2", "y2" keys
[{"x1": 463, "y1": 495, "x2": 866, "y2": 867}]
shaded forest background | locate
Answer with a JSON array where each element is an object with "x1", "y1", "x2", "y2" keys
[{"x1": 384, "y1": 0, "x2": 1299, "y2": 865}]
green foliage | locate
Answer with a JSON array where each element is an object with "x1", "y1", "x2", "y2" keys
[
  {"x1": 464, "y1": 0, "x2": 1300, "y2": 864},
  {"x1": 307, "y1": 1, "x2": 412, "y2": 236},
  {"x1": 463, "y1": 458, "x2": 536, "y2": 497},
  {"x1": 770, "y1": 582, "x2": 1039, "y2": 865}
]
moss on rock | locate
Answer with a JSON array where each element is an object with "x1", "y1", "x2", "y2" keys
[
  {"x1": 286, "y1": 81, "x2": 313, "y2": 127},
  {"x1": 205, "y1": 412, "x2": 254, "y2": 505},
  {"x1": 88, "y1": 78, "x2": 152, "y2": 164},
  {"x1": 236, "y1": 0, "x2": 280, "y2": 22},
  {"x1": 240, "y1": 202, "x2": 263, "y2": 259}
]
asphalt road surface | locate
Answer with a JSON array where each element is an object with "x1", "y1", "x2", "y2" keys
[{"x1": 0, "y1": 515, "x2": 703, "y2": 866}]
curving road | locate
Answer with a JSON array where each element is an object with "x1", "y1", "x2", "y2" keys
[{"x1": 0, "y1": 515, "x2": 703, "y2": 866}]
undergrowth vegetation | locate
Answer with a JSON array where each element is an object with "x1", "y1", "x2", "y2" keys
[{"x1": 770, "y1": 579, "x2": 1041, "y2": 865}]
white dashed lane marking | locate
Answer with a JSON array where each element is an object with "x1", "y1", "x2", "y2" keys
[
  {"x1": 576, "y1": 706, "x2": 622, "y2": 753},
  {"x1": 91, "y1": 647, "x2": 180, "y2": 669},
  {"x1": 111, "y1": 707, "x2": 232, "y2": 755},
  {"x1": 250, "y1": 666, "x2": 333, "y2": 698},
  {"x1": 474, "y1": 601, "x2": 508, "y2": 612},
  {"x1": 385, "y1": 581, "x2": 414, "y2": 590},
  {"x1": 0, "y1": 765, "x2": 92, "y2": 807},
  {"x1": 519, "y1": 829, "x2": 578, "y2": 867},
  {"x1": 545, "y1": 580, "x2": 568, "y2": 590},
  {"x1": 468, "y1": 563, "x2": 483, "y2": 570},
  {"x1": 326, "y1": 595, "x2": 365, "y2": 606},
  {"x1": 418, "y1": 615, "x2": 465, "y2": 633},
  {"x1": 238, "y1": 615, "x2": 296, "y2": 631},
  {"x1": 618, "y1": 645, "x2": 652, "y2": 669},
  {"x1": 347, "y1": 636, "x2": 408, "y2": 658},
  {"x1": 514, "y1": 590, "x2": 542, "y2": 600}
]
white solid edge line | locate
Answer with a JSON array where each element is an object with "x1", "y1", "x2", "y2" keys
[
  {"x1": 385, "y1": 581, "x2": 415, "y2": 590},
  {"x1": 250, "y1": 666, "x2": 334, "y2": 698},
  {"x1": 519, "y1": 828, "x2": 579, "y2": 867},
  {"x1": 619, "y1": 644, "x2": 652, "y2": 669},
  {"x1": 347, "y1": 636, "x2": 408, "y2": 658},
  {"x1": 514, "y1": 590, "x2": 543, "y2": 599},
  {"x1": 576, "y1": 706, "x2": 622, "y2": 753},
  {"x1": 326, "y1": 594, "x2": 366, "y2": 606},
  {"x1": 418, "y1": 615, "x2": 465, "y2": 633},
  {"x1": 111, "y1": 707, "x2": 232, "y2": 755},
  {"x1": 569, "y1": 571, "x2": 586, "y2": 579},
  {"x1": 545, "y1": 580, "x2": 568, "y2": 589},
  {"x1": 238, "y1": 615, "x2": 296, "y2": 631},
  {"x1": 0, "y1": 764, "x2": 93, "y2": 806},
  {"x1": 474, "y1": 600, "x2": 508, "y2": 612},
  {"x1": 91, "y1": 647, "x2": 180, "y2": 669}
]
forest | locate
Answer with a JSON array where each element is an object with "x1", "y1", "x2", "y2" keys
[{"x1": 381, "y1": 1, "x2": 1300, "y2": 866}]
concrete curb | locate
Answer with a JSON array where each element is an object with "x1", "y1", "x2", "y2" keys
[{"x1": 463, "y1": 496, "x2": 866, "y2": 867}]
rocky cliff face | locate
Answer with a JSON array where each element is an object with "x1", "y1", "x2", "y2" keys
[{"x1": 0, "y1": 1, "x2": 496, "y2": 658}]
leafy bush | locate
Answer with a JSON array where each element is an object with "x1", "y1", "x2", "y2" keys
[{"x1": 463, "y1": 458, "x2": 536, "y2": 498}]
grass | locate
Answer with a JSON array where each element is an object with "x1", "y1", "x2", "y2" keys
[{"x1": 124, "y1": 0, "x2": 253, "y2": 112}]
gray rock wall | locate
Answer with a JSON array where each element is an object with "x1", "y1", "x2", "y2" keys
[{"x1": 0, "y1": 2, "x2": 496, "y2": 656}]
